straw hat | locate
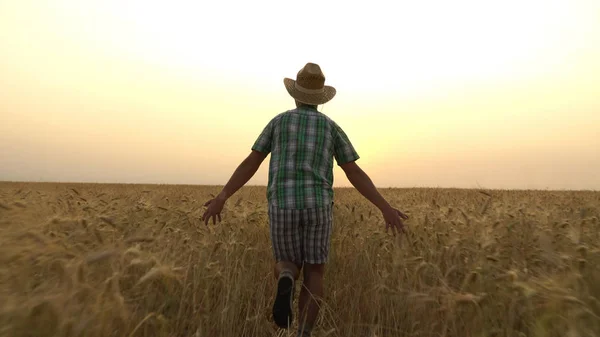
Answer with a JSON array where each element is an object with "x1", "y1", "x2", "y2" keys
[{"x1": 284, "y1": 63, "x2": 336, "y2": 105}]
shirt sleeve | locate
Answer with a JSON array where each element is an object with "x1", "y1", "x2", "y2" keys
[
  {"x1": 332, "y1": 121, "x2": 360, "y2": 165},
  {"x1": 251, "y1": 118, "x2": 275, "y2": 154}
]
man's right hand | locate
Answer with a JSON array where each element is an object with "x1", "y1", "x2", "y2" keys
[
  {"x1": 340, "y1": 161, "x2": 410, "y2": 235},
  {"x1": 381, "y1": 205, "x2": 409, "y2": 235}
]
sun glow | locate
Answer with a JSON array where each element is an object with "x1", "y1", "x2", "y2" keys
[{"x1": 1, "y1": 0, "x2": 599, "y2": 189}]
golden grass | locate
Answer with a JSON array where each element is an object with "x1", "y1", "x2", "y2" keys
[{"x1": 0, "y1": 182, "x2": 599, "y2": 337}]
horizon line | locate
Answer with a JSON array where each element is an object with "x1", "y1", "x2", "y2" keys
[{"x1": 0, "y1": 180, "x2": 597, "y2": 193}]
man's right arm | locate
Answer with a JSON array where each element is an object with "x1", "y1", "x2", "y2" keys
[
  {"x1": 340, "y1": 161, "x2": 390, "y2": 211},
  {"x1": 340, "y1": 161, "x2": 409, "y2": 234},
  {"x1": 331, "y1": 120, "x2": 408, "y2": 233}
]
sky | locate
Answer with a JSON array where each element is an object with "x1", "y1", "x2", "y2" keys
[{"x1": 1, "y1": 0, "x2": 599, "y2": 190}]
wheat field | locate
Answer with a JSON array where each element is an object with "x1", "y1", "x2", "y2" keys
[{"x1": 0, "y1": 182, "x2": 599, "y2": 337}]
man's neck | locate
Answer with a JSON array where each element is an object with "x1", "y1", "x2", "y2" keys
[{"x1": 297, "y1": 103, "x2": 318, "y2": 111}]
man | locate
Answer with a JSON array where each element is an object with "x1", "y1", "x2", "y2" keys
[{"x1": 202, "y1": 62, "x2": 409, "y2": 336}]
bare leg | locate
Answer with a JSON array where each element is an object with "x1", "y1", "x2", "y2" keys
[
  {"x1": 297, "y1": 263, "x2": 325, "y2": 336},
  {"x1": 272, "y1": 260, "x2": 302, "y2": 329}
]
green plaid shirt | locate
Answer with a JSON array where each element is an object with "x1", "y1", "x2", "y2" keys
[{"x1": 252, "y1": 106, "x2": 360, "y2": 209}]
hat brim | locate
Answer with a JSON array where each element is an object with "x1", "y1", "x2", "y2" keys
[{"x1": 283, "y1": 78, "x2": 336, "y2": 105}]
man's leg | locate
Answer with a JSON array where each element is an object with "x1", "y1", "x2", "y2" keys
[
  {"x1": 297, "y1": 204, "x2": 333, "y2": 337},
  {"x1": 269, "y1": 204, "x2": 304, "y2": 329},
  {"x1": 272, "y1": 260, "x2": 302, "y2": 328},
  {"x1": 297, "y1": 263, "x2": 325, "y2": 337},
  {"x1": 273, "y1": 261, "x2": 302, "y2": 281}
]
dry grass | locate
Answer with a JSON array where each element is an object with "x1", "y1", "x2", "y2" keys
[{"x1": 0, "y1": 182, "x2": 599, "y2": 337}]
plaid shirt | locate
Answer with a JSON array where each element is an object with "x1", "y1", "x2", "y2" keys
[{"x1": 252, "y1": 106, "x2": 360, "y2": 209}]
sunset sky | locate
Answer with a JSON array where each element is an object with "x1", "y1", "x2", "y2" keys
[{"x1": 1, "y1": 0, "x2": 599, "y2": 190}]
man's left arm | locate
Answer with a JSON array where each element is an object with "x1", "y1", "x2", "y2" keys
[
  {"x1": 202, "y1": 150, "x2": 268, "y2": 225},
  {"x1": 218, "y1": 150, "x2": 268, "y2": 201},
  {"x1": 202, "y1": 117, "x2": 275, "y2": 225},
  {"x1": 220, "y1": 114, "x2": 276, "y2": 201}
]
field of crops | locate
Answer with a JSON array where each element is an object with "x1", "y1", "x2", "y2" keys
[{"x1": 0, "y1": 182, "x2": 599, "y2": 337}]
